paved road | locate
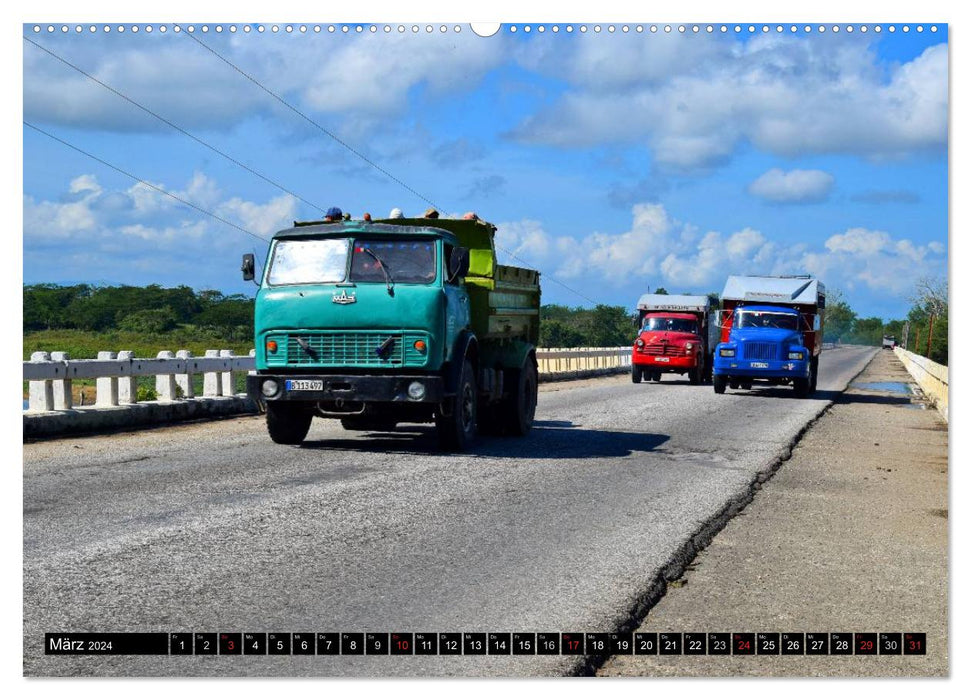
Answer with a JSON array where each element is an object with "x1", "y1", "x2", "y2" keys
[{"x1": 23, "y1": 346, "x2": 875, "y2": 676}]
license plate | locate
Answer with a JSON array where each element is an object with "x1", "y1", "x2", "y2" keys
[
  {"x1": 286, "y1": 379, "x2": 324, "y2": 391},
  {"x1": 654, "y1": 357, "x2": 670, "y2": 363},
  {"x1": 750, "y1": 362, "x2": 769, "y2": 369}
]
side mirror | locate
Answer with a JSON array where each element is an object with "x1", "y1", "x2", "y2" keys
[
  {"x1": 241, "y1": 253, "x2": 256, "y2": 281},
  {"x1": 448, "y1": 247, "x2": 470, "y2": 281}
]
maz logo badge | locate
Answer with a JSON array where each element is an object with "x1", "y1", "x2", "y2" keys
[{"x1": 331, "y1": 290, "x2": 357, "y2": 305}]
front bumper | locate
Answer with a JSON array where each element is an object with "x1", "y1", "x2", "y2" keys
[
  {"x1": 247, "y1": 373, "x2": 445, "y2": 404},
  {"x1": 712, "y1": 356, "x2": 809, "y2": 379},
  {"x1": 632, "y1": 353, "x2": 696, "y2": 369}
]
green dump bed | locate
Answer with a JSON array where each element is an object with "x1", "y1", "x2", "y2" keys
[{"x1": 375, "y1": 217, "x2": 540, "y2": 344}]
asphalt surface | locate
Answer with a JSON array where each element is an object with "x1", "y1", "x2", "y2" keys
[
  {"x1": 600, "y1": 349, "x2": 948, "y2": 676},
  {"x1": 23, "y1": 345, "x2": 875, "y2": 676}
]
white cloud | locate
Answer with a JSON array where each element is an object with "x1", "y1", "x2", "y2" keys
[
  {"x1": 748, "y1": 168, "x2": 835, "y2": 203},
  {"x1": 497, "y1": 203, "x2": 945, "y2": 302},
  {"x1": 24, "y1": 32, "x2": 507, "y2": 133},
  {"x1": 511, "y1": 36, "x2": 948, "y2": 170},
  {"x1": 24, "y1": 172, "x2": 297, "y2": 286}
]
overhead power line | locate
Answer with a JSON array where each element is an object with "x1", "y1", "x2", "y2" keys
[
  {"x1": 24, "y1": 121, "x2": 269, "y2": 244},
  {"x1": 24, "y1": 34, "x2": 326, "y2": 216},
  {"x1": 182, "y1": 31, "x2": 599, "y2": 305},
  {"x1": 183, "y1": 31, "x2": 444, "y2": 212}
]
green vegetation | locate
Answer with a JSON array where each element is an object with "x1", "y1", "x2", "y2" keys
[
  {"x1": 823, "y1": 283, "x2": 947, "y2": 365},
  {"x1": 24, "y1": 283, "x2": 253, "y2": 340},
  {"x1": 539, "y1": 304, "x2": 636, "y2": 347}
]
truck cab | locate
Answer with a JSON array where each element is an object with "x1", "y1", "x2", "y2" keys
[
  {"x1": 631, "y1": 294, "x2": 715, "y2": 384},
  {"x1": 712, "y1": 275, "x2": 825, "y2": 398},
  {"x1": 243, "y1": 216, "x2": 540, "y2": 450}
]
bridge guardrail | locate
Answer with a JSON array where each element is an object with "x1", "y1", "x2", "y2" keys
[
  {"x1": 893, "y1": 347, "x2": 948, "y2": 422},
  {"x1": 24, "y1": 346, "x2": 633, "y2": 414}
]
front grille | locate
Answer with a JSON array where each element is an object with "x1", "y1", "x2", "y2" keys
[
  {"x1": 644, "y1": 343, "x2": 685, "y2": 356},
  {"x1": 742, "y1": 341, "x2": 779, "y2": 361},
  {"x1": 277, "y1": 332, "x2": 427, "y2": 367}
]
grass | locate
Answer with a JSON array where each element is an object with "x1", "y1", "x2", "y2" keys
[{"x1": 23, "y1": 327, "x2": 254, "y2": 361}]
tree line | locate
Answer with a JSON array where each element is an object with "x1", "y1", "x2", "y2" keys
[
  {"x1": 23, "y1": 284, "x2": 254, "y2": 341},
  {"x1": 24, "y1": 281, "x2": 947, "y2": 365},
  {"x1": 824, "y1": 280, "x2": 947, "y2": 365}
]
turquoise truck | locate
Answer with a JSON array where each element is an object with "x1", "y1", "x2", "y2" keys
[{"x1": 242, "y1": 215, "x2": 541, "y2": 450}]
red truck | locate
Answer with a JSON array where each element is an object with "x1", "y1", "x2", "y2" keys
[{"x1": 632, "y1": 294, "x2": 716, "y2": 384}]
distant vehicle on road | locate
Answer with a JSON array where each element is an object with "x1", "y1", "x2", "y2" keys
[
  {"x1": 631, "y1": 294, "x2": 718, "y2": 384},
  {"x1": 712, "y1": 275, "x2": 825, "y2": 398},
  {"x1": 883, "y1": 335, "x2": 896, "y2": 349},
  {"x1": 243, "y1": 215, "x2": 540, "y2": 450}
]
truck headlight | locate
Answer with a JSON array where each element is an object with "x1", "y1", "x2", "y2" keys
[
  {"x1": 261, "y1": 379, "x2": 279, "y2": 397},
  {"x1": 635, "y1": 338, "x2": 645, "y2": 348},
  {"x1": 788, "y1": 351, "x2": 805, "y2": 360},
  {"x1": 685, "y1": 342, "x2": 694, "y2": 350},
  {"x1": 407, "y1": 381, "x2": 426, "y2": 401},
  {"x1": 719, "y1": 348, "x2": 735, "y2": 357}
]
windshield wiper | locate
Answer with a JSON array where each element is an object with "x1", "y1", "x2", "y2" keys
[{"x1": 363, "y1": 248, "x2": 395, "y2": 296}]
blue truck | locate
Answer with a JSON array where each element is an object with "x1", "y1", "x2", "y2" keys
[{"x1": 712, "y1": 275, "x2": 825, "y2": 398}]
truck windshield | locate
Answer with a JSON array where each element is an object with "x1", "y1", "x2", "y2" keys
[
  {"x1": 350, "y1": 239, "x2": 437, "y2": 284},
  {"x1": 642, "y1": 317, "x2": 697, "y2": 333},
  {"x1": 736, "y1": 309, "x2": 799, "y2": 330},
  {"x1": 267, "y1": 238, "x2": 350, "y2": 286}
]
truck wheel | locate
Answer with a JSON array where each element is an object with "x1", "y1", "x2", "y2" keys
[
  {"x1": 810, "y1": 357, "x2": 819, "y2": 392},
  {"x1": 688, "y1": 363, "x2": 702, "y2": 385},
  {"x1": 739, "y1": 381, "x2": 753, "y2": 390},
  {"x1": 436, "y1": 359, "x2": 477, "y2": 451},
  {"x1": 728, "y1": 379, "x2": 739, "y2": 390},
  {"x1": 632, "y1": 365, "x2": 643, "y2": 383},
  {"x1": 504, "y1": 361, "x2": 538, "y2": 436},
  {"x1": 793, "y1": 376, "x2": 811, "y2": 397},
  {"x1": 704, "y1": 358, "x2": 713, "y2": 384},
  {"x1": 651, "y1": 371, "x2": 662, "y2": 382},
  {"x1": 265, "y1": 402, "x2": 313, "y2": 445},
  {"x1": 713, "y1": 375, "x2": 727, "y2": 394}
]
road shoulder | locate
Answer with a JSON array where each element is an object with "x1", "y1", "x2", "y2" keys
[{"x1": 599, "y1": 349, "x2": 948, "y2": 677}]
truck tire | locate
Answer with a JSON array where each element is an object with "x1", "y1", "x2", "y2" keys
[
  {"x1": 651, "y1": 371, "x2": 662, "y2": 382},
  {"x1": 688, "y1": 361, "x2": 702, "y2": 385},
  {"x1": 810, "y1": 356, "x2": 819, "y2": 392},
  {"x1": 436, "y1": 359, "x2": 477, "y2": 451},
  {"x1": 632, "y1": 365, "x2": 643, "y2": 383},
  {"x1": 793, "y1": 376, "x2": 811, "y2": 397},
  {"x1": 713, "y1": 375, "x2": 727, "y2": 394},
  {"x1": 704, "y1": 357, "x2": 713, "y2": 384},
  {"x1": 265, "y1": 402, "x2": 313, "y2": 445},
  {"x1": 728, "y1": 379, "x2": 739, "y2": 390},
  {"x1": 504, "y1": 360, "x2": 538, "y2": 436}
]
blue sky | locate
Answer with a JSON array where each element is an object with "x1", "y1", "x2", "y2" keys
[{"x1": 22, "y1": 22, "x2": 948, "y2": 320}]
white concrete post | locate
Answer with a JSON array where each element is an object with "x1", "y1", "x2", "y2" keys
[
  {"x1": 50, "y1": 351, "x2": 73, "y2": 410},
  {"x1": 28, "y1": 351, "x2": 55, "y2": 412},
  {"x1": 96, "y1": 351, "x2": 119, "y2": 406},
  {"x1": 175, "y1": 350, "x2": 195, "y2": 398},
  {"x1": 155, "y1": 350, "x2": 178, "y2": 402},
  {"x1": 220, "y1": 349, "x2": 235, "y2": 397},
  {"x1": 203, "y1": 349, "x2": 223, "y2": 397},
  {"x1": 117, "y1": 351, "x2": 138, "y2": 404}
]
